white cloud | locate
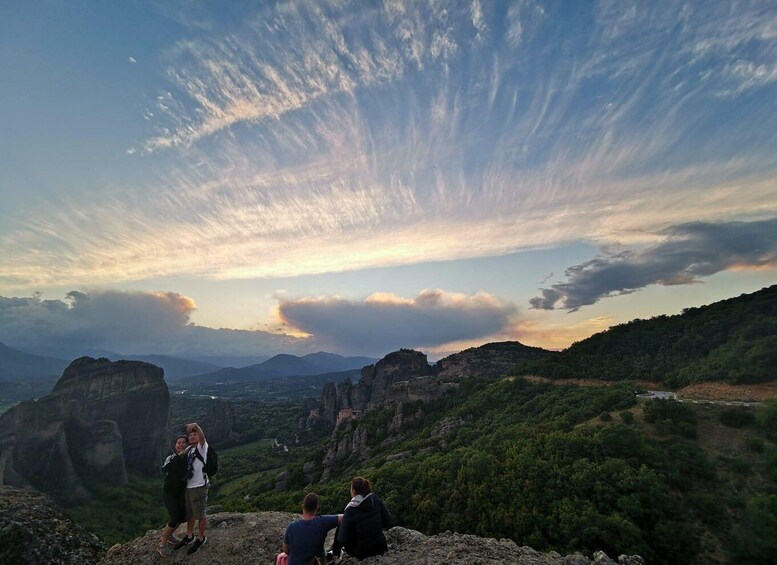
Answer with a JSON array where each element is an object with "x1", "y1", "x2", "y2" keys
[
  {"x1": 0, "y1": 290, "x2": 303, "y2": 360},
  {"x1": 278, "y1": 289, "x2": 519, "y2": 356}
]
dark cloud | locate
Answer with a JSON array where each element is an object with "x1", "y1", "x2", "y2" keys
[
  {"x1": 530, "y1": 218, "x2": 777, "y2": 311},
  {"x1": 278, "y1": 289, "x2": 518, "y2": 356},
  {"x1": 0, "y1": 290, "x2": 301, "y2": 360}
]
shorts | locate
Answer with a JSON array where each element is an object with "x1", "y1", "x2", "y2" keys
[
  {"x1": 164, "y1": 490, "x2": 186, "y2": 528},
  {"x1": 185, "y1": 485, "x2": 209, "y2": 520}
]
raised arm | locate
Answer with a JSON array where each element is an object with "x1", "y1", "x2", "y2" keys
[{"x1": 186, "y1": 422, "x2": 207, "y2": 445}]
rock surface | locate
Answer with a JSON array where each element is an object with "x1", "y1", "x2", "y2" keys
[
  {"x1": 321, "y1": 350, "x2": 439, "y2": 425},
  {"x1": 0, "y1": 357, "x2": 169, "y2": 500},
  {"x1": 199, "y1": 398, "x2": 238, "y2": 445},
  {"x1": 317, "y1": 350, "x2": 456, "y2": 483},
  {"x1": 436, "y1": 341, "x2": 554, "y2": 380},
  {"x1": 0, "y1": 486, "x2": 105, "y2": 565},
  {"x1": 313, "y1": 344, "x2": 558, "y2": 484},
  {"x1": 98, "y1": 511, "x2": 643, "y2": 565}
]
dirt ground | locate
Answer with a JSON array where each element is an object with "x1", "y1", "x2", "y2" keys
[
  {"x1": 676, "y1": 381, "x2": 777, "y2": 402},
  {"x1": 522, "y1": 375, "x2": 661, "y2": 389}
]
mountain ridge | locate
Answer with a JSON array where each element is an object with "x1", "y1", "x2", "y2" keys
[
  {"x1": 0, "y1": 343, "x2": 69, "y2": 382},
  {"x1": 520, "y1": 284, "x2": 777, "y2": 386},
  {"x1": 188, "y1": 352, "x2": 379, "y2": 384}
]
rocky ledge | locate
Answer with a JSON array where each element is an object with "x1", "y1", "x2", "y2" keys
[
  {"x1": 101, "y1": 511, "x2": 643, "y2": 565},
  {"x1": 0, "y1": 486, "x2": 105, "y2": 565}
]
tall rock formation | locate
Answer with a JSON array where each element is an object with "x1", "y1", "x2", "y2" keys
[
  {"x1": 315, "y1": 349, "x2": 453, "y2": 482},
  {"x1": 0, "y1": 357, "x2": 170, "y2": 502},
  {"x1": 320, "y1": 349, "x2": 447, "y2": 425},
  {"x1": 200, "y1": 398, "x2": 238, "y2": 445}
]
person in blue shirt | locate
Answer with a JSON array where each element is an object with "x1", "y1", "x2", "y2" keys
[{"x1": 280, "y1": 493, "x2": 343, "y2": 565}]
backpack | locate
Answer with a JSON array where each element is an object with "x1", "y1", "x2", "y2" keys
[
  {"x1": 204, "y1": 446, "x2": 218, "y2": 476},
  {"x1": 193, "y1": 445, "x2": 219, "y2": 477}
]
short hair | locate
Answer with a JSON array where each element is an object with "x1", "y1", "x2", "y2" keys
[
  {"x1": 351, "y1": 477, "x2": 372, "y2": 496},
  {"x1": 303, "y1": 492, "x2": 319, "y2": 513}
]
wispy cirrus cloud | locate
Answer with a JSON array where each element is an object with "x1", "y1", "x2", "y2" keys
[
  {"x1": 3, "y1": 0, "x2": 777, "y2": 292},
  {"x1": 531, "y1": 218, "x2": 777, "y2": 311},
  {"x1": 142, "y1": 1, "x2": 469, "y2": 152},
  {"x1": 278, "y1": 289, "x2": 518, "y2": 356}
]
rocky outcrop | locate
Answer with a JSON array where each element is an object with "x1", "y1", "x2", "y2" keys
[
  {"x1": 358, "y1": 349, "x2": 432, "y2": 407},
  {"x1": 317, "y1": 350, "x2": 454, "y2": 482},
  {"x1": 0, "y1": 357, "x2": 169, "y2": 501},
  {"x1": 436, "y1": 341, "x2": 554, "y2": 380},
  {"x1": 98, "y1": 510, "x2": 644, "y2": 565},
  {"x1": 200, "y1": 398, "x2": 238, "y2": 445},
  {"x1": 321, "y1": 349, "x2": 448, "y2": 425},
  {"x1": 0, "y1": 486, "x2": 105, "y2": 564}
]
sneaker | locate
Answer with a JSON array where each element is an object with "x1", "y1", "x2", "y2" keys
[
  {"x1": 167, "y1": 534, "x2": 181, "y2": 545},
  {"x1": 326, "y1": 550, "x2": 343, "y2": 564},
  {"x1": 173, "y1": 535, "x2": 194, "y2": 551},
  {"x1": 156, "y1": 544, "x2": 173, "y2": 558},
  {"x1": 187, "y1": 537, "x2": 207, "y2": 555}
]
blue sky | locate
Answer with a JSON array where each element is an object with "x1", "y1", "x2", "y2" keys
[{"x1": 1, "y1": 0, "x2": 775, "y2": 360}]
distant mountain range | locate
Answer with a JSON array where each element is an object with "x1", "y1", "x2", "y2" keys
[
  {"x1": 5, "y1": 284, "x2": 772, "y2": 391},
  {"x1": 0, "y1": 342, "x2": 377, "y2": 384},
  {"x1": 0, "y1": 343, "x2": 69, "y2": 382},
  {"x1": 186, "y1": 354, "x2": 270, "y2": 369},
  {"x1": 180, "y1": 352, "x2": 378, "y2": 384},
  {"x1": 103, "y1": 354, "x2": 223, "y2": 380}
]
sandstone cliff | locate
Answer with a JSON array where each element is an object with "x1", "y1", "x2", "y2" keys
[
  {"x1": 0, "y1": 357, "x2": 170, "y2": 501},
  {"x1": 99, "y1": 510, "x2": 644, "y2": 565},
  {"x1": 320, "y1": 349, "x2": 449, "y2": 425},
  {"x1": 198, "y1": 398, "x2": 238, "y2": 445},
  {"x1": 315, "y1": 350, "x2": 452, "y2": 481}
]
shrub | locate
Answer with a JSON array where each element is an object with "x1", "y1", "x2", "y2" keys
[
  {"x1": 720, "y1": 408, "x2": 756, "y2": 428},
  {"x1": 745, "y1": 437, "x2": 765, "y2": 454},
  {"x1": 756, "y1": 400, "x2": 777, "y2": 436}
]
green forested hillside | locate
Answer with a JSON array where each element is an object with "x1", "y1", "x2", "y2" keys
[
  {"x1": 522, "y1": 285, "x2": 777, "y2": 386},
  {"x1": 215, "y1": 377, "x2": 777, "y2": 564}
]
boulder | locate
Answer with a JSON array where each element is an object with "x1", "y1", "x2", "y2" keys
[{"x1": 0, "y1": 486, "x2": 105, "y2": 564}]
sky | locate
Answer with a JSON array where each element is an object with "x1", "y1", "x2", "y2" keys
[{"x1": 1, "y1": 0, "x2": 776, "y2": 362}]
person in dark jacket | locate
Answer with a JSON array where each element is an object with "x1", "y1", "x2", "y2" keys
[
  {"x1": 156, "y1": 434, "x2": 190, "y2": 558},
  {"x1": 330, "y1": 477, "x2": 391, "y2": 561}
]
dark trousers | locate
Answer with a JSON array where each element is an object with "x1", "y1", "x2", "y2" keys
[{"x1": 330, "y1": 525, "x2": 344, "y2": 555}]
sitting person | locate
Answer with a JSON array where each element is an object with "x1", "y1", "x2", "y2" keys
[
  {"x1": 330, "y1": 477, "x2": 392, "y2": 561},
  {"x1": 156, "y1": 434, "x2": 190, "y2": 557},
  {"x1": 278, "y1": 492, "x2": 343, "y2": 565}
]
